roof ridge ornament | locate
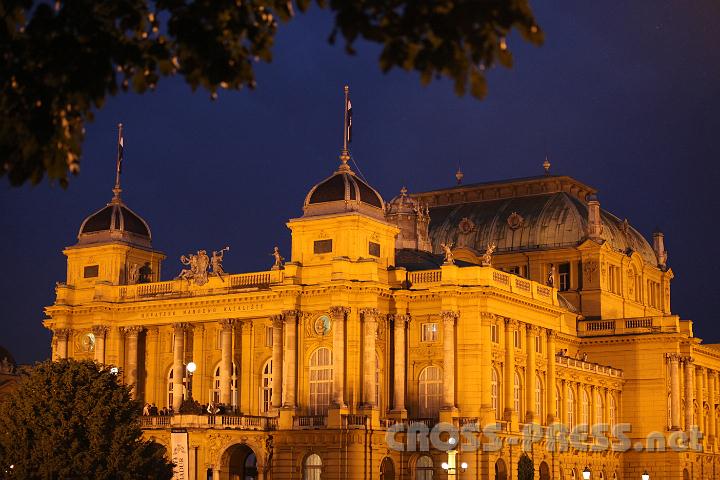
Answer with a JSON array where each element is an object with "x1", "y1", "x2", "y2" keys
[{"x1": 543, "y1": 155, "x2": 551, "y2": 175}]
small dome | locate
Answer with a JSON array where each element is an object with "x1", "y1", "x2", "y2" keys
[
  {"x1": 77, "y1": 197, "x2": 151, "y2": 247},
  {"x1": 387, "y1": 186, "x2": 424, "y2": 215},
  {"x1": 303, "y1": 158, "x2": 385, "y2": 220}
]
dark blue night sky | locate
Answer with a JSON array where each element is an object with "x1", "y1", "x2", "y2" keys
[{"x1": 1, "y1": 1, "x2": 719, "y2": 364}]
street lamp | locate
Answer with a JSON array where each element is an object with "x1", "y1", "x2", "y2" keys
[
  {"x1": 109, "y1": 366, "x2": 119, "y2": 375},
  {"x1": 641, "y1": 471, "x2": 650, "y2": 480},
  {"x1": 582, "y1": 466, "x2": 591, "y2": 480},
  {"x1": 186, "y1": 362, "x2": 197, "y2": 401}
]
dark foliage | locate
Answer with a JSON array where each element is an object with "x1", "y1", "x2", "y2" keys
[{"x1": 0, "y1": 359, "x2": 173, "y2": 480}]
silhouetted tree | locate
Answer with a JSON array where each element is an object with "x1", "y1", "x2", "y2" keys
[
  {"x1": 1, "y1": 0, "x2": 543, "y2": 186},
  {"x1": 0, "y1": 359, "x2": 173, "y2": 480},
  {"x1": 518, "y1": 454, "x2": 534, "y2": 480}
]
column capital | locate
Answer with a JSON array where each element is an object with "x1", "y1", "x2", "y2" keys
[
  {"x1": 667, "y1": 353, "x2": 682, "y2": 362},
  {"x1": 546, "y1": 328, "x2": 557, "y2": 340},
  {"x1": 91, "y1": 325, "x2": 109, "y2": 337},
  {"x1": 683, "y1": 356, "x2": 695, "y2": 365},
  {"x1": 218, "y1": 318, "x2": 235, "y2": 330},
  {"x1": 271, "y1": 314, "x2": 284, "y2": 328},
  {"x1": 390, "y1": 313, "x2": 411, "y2": 326},
  {"x1": 526, "y1": 325, "x2": 541, "y2": 335},
  {"x1": 282, "y1": 309, "x2": 301, "y2": 319},
  {"x1": 480, "y1": 312, "x2": 497, "y2": 321},
  {"x1": 54, "y1": 328, "x2": 72, "y2": 340},
  {"x1": 504, "y1": 317, "x2": 519, "y2": 330},
  {"x1": 360, "y1": 308, "x2": 380, "y2": 322},
  {"x1": 328, "y1": 306, "x2": 350, "y2": 318},
  {"x1": 121, "y1": 325, "x2": 144, "y2": 337},
  {"x1": 174, "y1": 322, "x2": 191, "y2": 333},
  {"x1": 440, "y1": 310, "x2": 459, "y2": 324},
  {"x1": 240, "y1": 320, "x2": 253, "y2": 333}
]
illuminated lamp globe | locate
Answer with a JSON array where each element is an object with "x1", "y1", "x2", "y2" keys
[
  {"x1": 187, "y1": 362, "x2": 197, "y2": 374},
  {"x1": 582, "y1": 467, "x2": 591, "y2": 480},
  {"x1": 642, "y1": 472, "x2": 650, "y2": 480}
]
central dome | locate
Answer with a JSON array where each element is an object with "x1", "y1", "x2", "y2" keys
[
  {"x1": 303, "y1": 158, "x2": 385, "y2": 220},
  {"x1": 77, "y1": 196, "x2": 152, "y2": 247}
]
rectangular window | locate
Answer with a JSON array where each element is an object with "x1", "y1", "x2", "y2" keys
[
  {"x1": 491, "y1": 324, "x2": 499, "y2": 343},
  {"x1": 368, "y1": 241, "x2": 381, "y2": 257},
  {"x1": 558, "y1": 262, "x2": 570, "y2": 291},
  {"x1": 83, "y1": 265, "x2": 99, "y2": 278},
  {"x1": 513, "y1": 329, "x2": 521, "y2": 349},
  {"x1": 421, "y1": 323, "x2": 438, "y2": 342},
  {"x1": 608, "y1": 265, "x2": 620, "y2": 294},
  {"x1": 535, "y1": 335, "x2": 542, "y2": 354},
  {"x1": 313, "y1": 239, "x2": 333, "y2": 254},
  {"x1": 265, "y1": 326, "x2": 273, "y2": 347}
]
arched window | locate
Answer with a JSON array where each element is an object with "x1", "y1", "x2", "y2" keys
[
  {"x1": 416, "y1": 455, "x2": 434, "y2": 480},
  {"x1": 212, "y1": 363, "x2": 238, "y2": 408},
  {"x1": 491, "y1": 368, "x2": 500, "y2": 419},
  {"x1": 609, "y1": 394, "x2": 617, "y2": 427},
  {"x1": 596, "y1": 391, "x2": 604, "y2": 424},
  {"x1": 261, "y1": 359, "x2": 273, "y2": 414},
  {"x1": 513, "y1": 372, "x2": 522, "y2": 414},
  {"x1": 419, "y1": 365, "x2": 442, "y2": 418},
  {"x1": 304, "y1": 454, "x2": 322, "y2": 480},
  {"x1": 535, "y1": 374, "x2": 543, "y2": 423},
  {"x1": 567, "y1": 386, "x2": 575, "y2": 429},
  {"x1": 581, "y1": 389, "x2": 590, "y2": 425},
  {"x1": 309, "y1": 348, "x2": 333, "y2": 416}
]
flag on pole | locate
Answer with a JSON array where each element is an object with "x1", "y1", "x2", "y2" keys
[
  {"x1": 117, "y1": 129, "x2": 124, "y2": 175},
  {"x1": 346, "y1": 99, "x2": 352, "y2": 144}
]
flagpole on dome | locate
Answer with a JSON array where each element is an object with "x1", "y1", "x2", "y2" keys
[
  {"x1": 113, "y1": 122, "x2": 124, "y2": 202},
  {"x1": 339, "y1": 85, "x2": 351, "y2": 171}
]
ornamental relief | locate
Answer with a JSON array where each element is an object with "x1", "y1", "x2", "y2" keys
[
  {"x1": 408, "y1": 344, "x2": 443, "y2": 359},
  {"x1": 304, "y1": 312, "x2": 333, "y2": 338},
  {"x1": 73, "y1": 330, "x2": 96, "y2": 356},
  {"x1": 583, "y1": 260, "x2": 598, "y2": 284}
]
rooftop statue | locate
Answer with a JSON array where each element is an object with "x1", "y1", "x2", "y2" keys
[
  {"x1": 211, "y1": 247, "x2": 230, "y2": 281},
  {"x1": 271, "y1": 246, "x2": 284, "y2": 270},
  {"x1": 440, "y1": 242, "x2": 454, "y2": 265},
  {"x1": 176, "y1": 250, "x2": 210, "y2": 286},
  {"x1": 481, "y1": 242, "x2": 497, "y2": 267}
]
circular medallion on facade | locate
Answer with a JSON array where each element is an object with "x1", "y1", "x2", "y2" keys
[
  {"x1": 81, "y1": 332, "x2": 96, "y2": 352},
  {"x1": 507, "y1": 212, "x2": 524, "y2": 230},
  {"x1": 458, "y1": 217, "x2": 475, "y2": 234},
  {"x1": 314, "y1": 315, "x2": 332, "y2": 336}
]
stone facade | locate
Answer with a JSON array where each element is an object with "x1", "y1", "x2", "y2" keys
[{"x1": 44, "y1": 163, "x2": 720, "y2": 480}]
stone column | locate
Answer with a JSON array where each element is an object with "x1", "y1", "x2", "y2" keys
[
  {"x1": 669, "y1": 354, "x2": 681, "y2": 429},
  {"x1": 54, "y1": 328, "x2": 72, "y2": 360},
  {"x1": 392, "y1": 314, "x2": 409, "y2": 413},
  {"x1": 330, "y1": 306, "x2": 349, "y2": 407},
  {"x1": 546, "y1": 330, "x2": 557, "y2": 424},
  {"x1": 123, "y1": 326, "x2": 143, "y2": 397},
  {"x1": 525, "y1": 325, "x2": 538, "y2": 423},
  {"x1": 697, "y1": 366, "x2": 705, "y2": 434},
  {"x1": 173, "y1": 323, "x2": 188, "y2": 411},
  {"x1": 504, "y1": 318, "x2": 517, "y2": 422},
  {"x1": 92, "y1": 325, "x2": 109, "y2": 364},
  {"x1": 590, "y1": 385, "x2": 597, "y2": 428},
  {"x1": 270, "y1": 315, "x2": 284, "y2": 410},
  {"x1": 560, "y1": 379, "x2": 567, "y2": 426},
  {"x1": 145, "y1": 327, "x2": 159, "y2": 405},
  {"x1": 282, "y1": 310, "x2": 299, "y2": 408},
  {"x1": 218, "y1": 319, "x2": 235, "y2": 407},
  {"x1": 441, "y1": 311, "x2": 458, "y2": 409},
  {"x1": 709, "y1": 370, "x2": 717, "y2": 442},
  {"x1": 360, "y1": 308, "x2": 379, "y2": 407},
  {"x1": 685, "y1": 357, "x2": 695, "y2": 430},
  {"x1": 480, "y1": 313, "x2": 495, "y2": 425}
]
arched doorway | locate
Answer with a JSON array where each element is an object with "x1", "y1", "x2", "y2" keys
[
  {"x1": 683, "y1": 468, "x2": 690, "y2": 480},
  {"x1": 380, "y1": 457, "x2": 395, "y2": 480},
  {"x1": 495, "y1": 458, "x2": 507, "y2": 480},
  {"x1": 222, "y1": 444, "x2": 257, "y2": 480},
  {"x1": 539, "y1": 461, "x2": 550, "y2": 480}
]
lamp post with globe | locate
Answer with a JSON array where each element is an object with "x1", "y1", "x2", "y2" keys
[
  {"x1": 582, "y1": 466, "x2": 591, "y2": 480},
  {"x1": 641, "y1": 471, "x2": 650, "y2": 480},
  {"x1": 186, "y1": 361, "x2": 197, "y2": 401}
]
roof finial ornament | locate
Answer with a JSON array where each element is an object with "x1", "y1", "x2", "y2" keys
[
  {"x1": 455, "y1": 166, "x2": 464, "y2": 185},
  {"x1": 338, "y1": 85, "x2": 352, "y2": 172},
  {"x1": 112, "y1": 123, "x2": 124, "y2": 203},
  {"x1": 543, "y1": 155, "x2": 551, "y2": 175}
]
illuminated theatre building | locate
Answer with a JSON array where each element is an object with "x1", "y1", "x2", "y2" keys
[{"x1": 45, "y1": 122, "x2": 720, "y2": 479}]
